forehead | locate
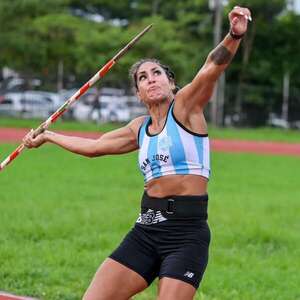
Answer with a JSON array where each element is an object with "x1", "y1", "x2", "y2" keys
[{"x1": 137, "y1": 61, "x2": 162, "y2": 74}]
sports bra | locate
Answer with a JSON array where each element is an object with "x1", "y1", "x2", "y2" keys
[{"x1": 138, "y1": 101, "x2": 210, "y2": 183}]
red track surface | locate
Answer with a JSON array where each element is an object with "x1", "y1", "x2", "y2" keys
[
  {"x1": 0, "y1": 292, "x2": 37, "y2": 300},
  {"x1": 0, "y1": 127, "x2": 101, "y2": 142},
  {"x1": 212, "y1": 138, "x2": 300, "y2": 157},
  {"x1": 0, "y1": 127, "x2": 299, "y2": 157}
]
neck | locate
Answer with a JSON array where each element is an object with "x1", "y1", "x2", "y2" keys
[{"x1": 146, "y1": 97, "x2": 172, "y2": 129}]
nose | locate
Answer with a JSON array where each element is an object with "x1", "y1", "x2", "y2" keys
[{"x1": 147, "y1": 74, "x2": 156, "y2": 83}]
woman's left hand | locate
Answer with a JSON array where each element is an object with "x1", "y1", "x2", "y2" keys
[{"x1": 229, "y1": 6, "x2": 252, "y2": 36}]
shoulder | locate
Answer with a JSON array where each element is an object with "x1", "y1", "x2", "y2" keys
[
  {"x1": 172, "y1": 94, "x2": 208, "y2": 134},
  {"x1": 126, "y1": 115, "x2": 148, "y2": 138}
]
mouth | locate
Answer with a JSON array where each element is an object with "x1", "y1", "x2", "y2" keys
[{"x1": 148, "y1": 86, "x2": 159, "y2": 93}]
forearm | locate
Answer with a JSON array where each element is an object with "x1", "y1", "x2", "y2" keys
[
  {"x1": 23, "y1": 120, "x2": 140, "y2": 156},
  {"x1": 45, "y1": 131, "x2": 98, "y2": 157},
  {"x1": 205, "y1": 5, "x2": 252, "y2": 80},
  {"x1": 177, "y1": 6, "x2": 250, "y2": 107},
  {"x1": 205, "y1": 33, "x2": 242, "y2": 80}
]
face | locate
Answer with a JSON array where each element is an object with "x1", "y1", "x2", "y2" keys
[{"x1": 135, "y1": 62, "x2": 175, "y2": 104}]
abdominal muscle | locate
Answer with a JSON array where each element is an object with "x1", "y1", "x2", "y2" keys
[{"x1": 145, "y1": 174, "x2": 208, "y2": 198}]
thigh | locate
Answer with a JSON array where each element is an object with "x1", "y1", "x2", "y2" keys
[
  {"x1": 157, "y1": 277, "x2": 196, "y2": 300},
  {"x1": 159, "y1": 242, "x2": 209, "y2": 289},
  {"x1": 110, "y1": 225, "x2": 160, "y2": 285},
  {"x1": 83, "y1": 258, "x2": 148, "y2": 300},
  {"x1": 158, "y1": 221, "x2": 210, "y2": 289}
]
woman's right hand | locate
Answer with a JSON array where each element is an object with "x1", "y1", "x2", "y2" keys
[{"x1": 23, "y1": 129, "x2": 47, "y2": 148}]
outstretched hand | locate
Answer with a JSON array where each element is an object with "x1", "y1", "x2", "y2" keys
[
  {"x1": 23, "y1": 129, "x2": 47, "y2": 148},
  {"x1": 229, "y1": 6, "x2": 252, "y2": 36}
]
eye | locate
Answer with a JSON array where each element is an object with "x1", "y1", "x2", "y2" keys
[
  {"x1": 154, "y1": 70, "x2": 161, "y2": 75},
  {"x1": 138, "y1": 74, "x2": 146, "y2": 81}
]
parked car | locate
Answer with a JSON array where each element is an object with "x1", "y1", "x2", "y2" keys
[
  {"x1": 72, "y1": 99, "x2": 130, "y2": 123},
  {"x1": 0, "y1": 77, "x2": 41, "y2": 92},
  {"x1": 267, "y1": 113, "x2": 289, "y2": 129},
  {"x1": 60, "y1": 87, "x2": 130, "y2": 122},
  {"x1": 59, "y1": 87, "x2": 125, "y2": 105},
  {"x1": 0, "y1": 91, "x2": 62, "y2": 119}
]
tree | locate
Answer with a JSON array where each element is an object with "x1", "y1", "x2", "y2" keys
[
  {"x1": 267, "y1": 11, "x2": 300, "y2": 122},
  {"x1": 225, "y1": 0, "x2": 287, "y2": 125}
]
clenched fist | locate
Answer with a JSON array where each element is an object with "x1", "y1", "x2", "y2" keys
[{"x1": 229, "y1": 6, "x2": 252, "y2": 37}]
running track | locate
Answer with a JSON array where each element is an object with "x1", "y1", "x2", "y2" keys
[
  {"x1": 0, "y1": 127, "x2": 299, "y2": 157},
  {"x1": 0, "y1": 293, "x2": 36, "y2": 300}
]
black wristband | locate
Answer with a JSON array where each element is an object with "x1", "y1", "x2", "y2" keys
[{"x1": 229, "y1": 30, "x2": 244, "y2": 40}]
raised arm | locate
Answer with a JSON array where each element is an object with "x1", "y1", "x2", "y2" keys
[
  {"x1": 23, "y1": 116, "x2": 145, "y2": 157},
  {"x1": 176, "y1": 6, "x2": 251, "y2": 112}
]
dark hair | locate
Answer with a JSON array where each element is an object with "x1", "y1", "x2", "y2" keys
[{"x1": 129, "y1": 58, "x2": 179, "y2": 94}]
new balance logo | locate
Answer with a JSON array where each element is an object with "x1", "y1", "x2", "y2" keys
[
  {"x1": 184, "y1": 271, "x2": 194, "y2": 278},
  {"x1": 136, "y1": 209, "x2": 167, "y2": 225}
]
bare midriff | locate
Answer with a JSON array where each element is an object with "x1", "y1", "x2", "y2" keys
[{"x1": 145, "y1": 174, "x2": 208, "y2": 198}]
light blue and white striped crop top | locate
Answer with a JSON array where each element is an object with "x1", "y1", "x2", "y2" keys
[{"x1": 138, "y1": 101, "x2": 210, "y2": 183}]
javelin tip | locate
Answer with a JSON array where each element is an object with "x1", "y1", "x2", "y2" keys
[
  {"x1": 138, "y1": 24, "x2": 153, "y2": 36},
  {"x1": 144, "y1": 24, "x2": 153, "y2": 31},
  {"x1": 113, "y1": 23, "x2": 153, "y2": 62}
]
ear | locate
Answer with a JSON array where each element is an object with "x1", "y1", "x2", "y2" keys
[{"x1": 170, "y1": 80, "x2": 176, "y2": 91}]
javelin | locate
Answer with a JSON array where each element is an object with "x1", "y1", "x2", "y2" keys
[{"x1": 0, "y1": 24, "x2": 153, "y2": 172}]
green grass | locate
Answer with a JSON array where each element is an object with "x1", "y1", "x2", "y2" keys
[
  {"x1": 1, "y1": 117, "x2": 300, "y2": 143},
  {"x1": 0, "y1": 143, "x2": 299, "y2": 299}
]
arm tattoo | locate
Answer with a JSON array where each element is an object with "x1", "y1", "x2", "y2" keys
[{"x1": 210, "y1": 45, "x2": 233, "y2": 65}]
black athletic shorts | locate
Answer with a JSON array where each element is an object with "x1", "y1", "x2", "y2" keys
[{"x1": 109, "y1": 192, "x2": 211, "y2": 289}]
